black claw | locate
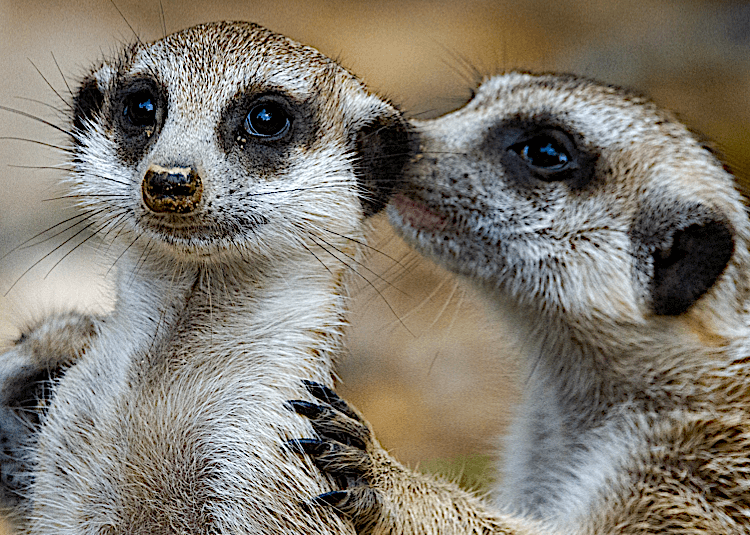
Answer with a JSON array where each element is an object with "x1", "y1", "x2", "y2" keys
[
  {"x1": 302, "y1": 380, "x2": 338, "y2": 404},
  {"x1": 286, "y1": 438, "x2": 330, "y2": 456},
  {"x1": 313, "y1": 490, "x2": 349, "y2": 508},
  {"x1": 286, "y1": 399, "x2": 326, "y2": 419},
  {"x1": 302, "y1": 380, "x2": 361, "y2": 421}
]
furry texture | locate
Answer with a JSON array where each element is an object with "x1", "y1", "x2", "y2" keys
[
  {"x1": 299, "y1": 72, "x2": 750, "y2": 534},
  {"x1": 0, "y1": 21, "x2": 416, "y2": 534}
]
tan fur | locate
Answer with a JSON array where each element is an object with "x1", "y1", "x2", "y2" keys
[
  {"x1": 300, "y1": 72, "x2": 750, "y2": 534},
  {"x1": 0, "y1": 21, "x2": 415, "y2": 534}
]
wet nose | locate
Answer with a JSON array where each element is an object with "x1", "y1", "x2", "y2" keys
[{"x1": 142, "y1": 165, "x2": 203, "y2": 214}]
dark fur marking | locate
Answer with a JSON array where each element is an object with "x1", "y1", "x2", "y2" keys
[
  {"x1": 112, "y1": 76, "x2": 168, "y2": 166},
  {"x1": 651, "y1": 219, "x2": 734, "y2": 315},
  {"x1": 631, "y1": 200, "x2": 736, "y2": 316},
  {"x1": 354, "y1": 113, "x2": 415, "y2": 216},
  {"x1": 478, "y1": 114, "x2": 599, "y2": 191},
  {"x1": 72, "y1": 76, "x2": 105, "y2": 136}
]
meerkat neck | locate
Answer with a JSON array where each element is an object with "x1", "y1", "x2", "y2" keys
[
  {"x1": 495, "y1": 295, "x2": 748, "y2": 522},
  {"x1": 101, "y1": 247, "x2": 348, "y2": 383}
]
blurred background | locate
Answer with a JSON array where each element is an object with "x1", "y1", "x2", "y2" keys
[{"x1": 2, "y1": 0, "x2": 750, "y2": 530}]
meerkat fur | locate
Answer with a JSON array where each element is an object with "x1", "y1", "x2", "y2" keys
[{"x1": 296, "y1": 72, "x2": 750, "y2": 534}]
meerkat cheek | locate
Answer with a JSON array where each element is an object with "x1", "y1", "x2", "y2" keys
[{"x1": 390, "y1": 193, "x2": 447, "y2": 232}]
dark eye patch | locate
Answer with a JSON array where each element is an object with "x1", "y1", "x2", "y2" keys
[
  {"x1": 113, "y1": 77, "x2": 167, "y2": 165},
  {"x1": 72, "y1": 76, "x2": 105, "y2": 136},
  {"x1": 480, "y1": 116, "x2": 598, "y2": 190},
  {"x1": 218, "y1": 90, "x2": 317, "y2": 176}
]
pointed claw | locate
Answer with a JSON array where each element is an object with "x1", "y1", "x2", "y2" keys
[
  {"x1": 285, "y1": 438, "x2": 330, "y2": 456},
  {"x1": 302, "y1": 380, "x2": 361, "y2": 421},
  {"x1": 312, "y1": 490, "x2": 350, "y2": 508},
  {"x1": 285, "y1": 399, "x2": 326, "y2": 418},
  {"x1": 302, "y1": 380, "x2": 338, "y2": 404}
]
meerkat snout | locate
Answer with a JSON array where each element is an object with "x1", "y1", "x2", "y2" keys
[{"x1": 141, "y1": 165, "x2": 203, "y2": 214}]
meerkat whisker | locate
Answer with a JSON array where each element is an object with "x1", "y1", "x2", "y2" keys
[
  {"x1": 0, "y1": 105, "x2": 72, "y2": 137},
  {"x1": 21, "y1": 210, "x2": 106, "y2": 251},
  {"x1": 312, "y1": 232, "x2": 406, "y2": 296},
  {"x1": 103, "y1": 232, "x2": 141, "y2": 278},
  {"x1": 97, "y1": 212, "x2": 133, "y2": 255},
  {"x1": 12, "y1": 97, "x2": 67, "y2": 116},
  {"x1": 243, "y1": 182, "x2": 358, "y2": 197},
  {"x1": 437, "y1": 43, "x2": 483, "y2": 90},
  {"x1": 42, "y1": 194, "x2": 129, "y2": 201},
  {"x1": 381, "y1": 273, "x2": 452, "y2": 332},
  {"x1": 11, "y1": 165, "x2": 74, "y2": 173},
  {"x1": 426, "y1": 277, "x2": 463, "y2": 333},
  {"x1": 42, "y1": 228, "x2": 103, "y2": 280},
  {"x1": 0, "y1": 136, "x2": 71, "y2": 153},
  {"x1": 310, "y1": 233, "x2": 412, "y2": 334},
  {"x1": 320, "y1": 227, "x2": 407, "y2": 270},
  {"x1": 106, "y1": 0, "x2": 160, "y2": 81},
  {"x1": 126, "y1": 237, "x2": 157, "y2": 286},
  {"x1": 0, "y1": 211, "x2": 94, "y2": 261},
  {"x1": 157, "y1": 0, "x2": 167, "y2": 41},
  {"x1": 297, "y1": 236, "x2": 334, "y2": 276},
  {"x1": 50, "y1": 52, "x2": 73, "y2": 98},
  {"x1": 27, "y1": 58, "x2": 70, "y2": 109},
  {"x1": 355, "y1": 249, "x2": 424, "y2": 312},
  {"x1": 81, "y1": 172, "x2": 130, "y2": 186}
]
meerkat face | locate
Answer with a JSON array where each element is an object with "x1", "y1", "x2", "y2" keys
[
  {"x1": 71, "y1": 21, "x2": 410, "y2": 264},
  {"x1": 390, "y1": 73, "x2": 749, "y2": 325}
]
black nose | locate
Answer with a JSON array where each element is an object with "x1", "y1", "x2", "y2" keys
[{"x1": 142, "y1": 165, "x2": 203, "y2": 214}]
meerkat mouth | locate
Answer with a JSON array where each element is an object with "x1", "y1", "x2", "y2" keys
[
  {"x1": 391, "y1": 193, "x2": 448, "y2": 233},
  {"x1": 138, "y1": 213, "x2": 266, "y2": 253}
]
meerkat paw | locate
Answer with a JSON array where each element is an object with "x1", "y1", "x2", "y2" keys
[
  {"x1": 288, "y1": 381, "x2": 545, "y2": 535},
  {"x1": 0, "y1": 311, "x2": 101, "y2": 507},
  {"x1": 287, "y1": 380, "x2": 384, "y2": 533}
]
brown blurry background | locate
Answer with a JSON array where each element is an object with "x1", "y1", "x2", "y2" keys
[{"x1": 2, "y1": 0, "x2": 750, "y2": 531}]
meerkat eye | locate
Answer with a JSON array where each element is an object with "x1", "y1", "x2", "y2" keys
[
  {"x1": 509, "y1": 134, "x2": 572, "y2": 172},
  {"x1": 123, "y1": 90, "x2": 158, "y2": 127},
  {"x1": 243, "y1": 102, "x2": 291, "y2": 139},
  {"x1": 114, "y1": 78, "x2": 166, "y2": 151}
]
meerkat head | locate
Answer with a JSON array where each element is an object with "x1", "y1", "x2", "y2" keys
[
  {"x1": 389, "y1": 73, "x2": 750, "y2": 340},
  {"x1": 70, "y1": 21, "x2": 411, "y2": 270}
]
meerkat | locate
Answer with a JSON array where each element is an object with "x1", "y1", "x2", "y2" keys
[
  {"x1": 0, "y1": 20, "x2": 422, "y2": 534},
  {"x1": 292, "y1": 72, "x2": 750, "y2": 534}
]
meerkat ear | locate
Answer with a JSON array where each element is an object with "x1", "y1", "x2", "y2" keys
[
  {"x1": 650, "y1": 216, "x2": 734, "y2": 315},
  {"x1": 72, "y1": 76, "x2": 105, "y2": 135},
  {"x1": 353, "y1": 110, "x2": 414, "y2": 216}
]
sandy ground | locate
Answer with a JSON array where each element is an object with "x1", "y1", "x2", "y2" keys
[{"x1": 1, "y1": 0, "x2": 750, "y2": 532}]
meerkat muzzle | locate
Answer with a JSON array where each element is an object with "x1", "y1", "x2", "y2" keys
[{"x1": 142, "y1": 164, "x2": 203, "y2": 214}]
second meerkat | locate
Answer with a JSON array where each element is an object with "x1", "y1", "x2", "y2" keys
[{"x1": 295, "y1": 72, "x2": 750, "y2": 534}]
